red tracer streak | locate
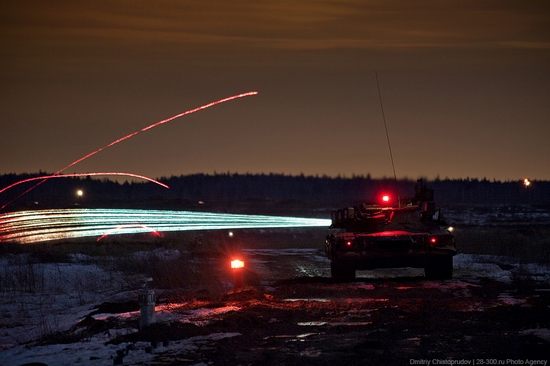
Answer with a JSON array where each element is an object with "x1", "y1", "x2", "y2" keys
[
  {"x1": 59, "y1": 91, "x2": 258, "y2": 173},
  {"x1": 96, "y1": 224, "x2": 163, "y2": 242},
  {"x1": 0, "y1": 91, "x2": 258, "y2": 209},
  {"x1": 0, "y1": 172, "x2": 169, "y2": 195}
]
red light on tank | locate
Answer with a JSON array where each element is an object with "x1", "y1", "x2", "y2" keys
[{"x1": 380, "y1": 194, "x2": 392, "y2": 206}]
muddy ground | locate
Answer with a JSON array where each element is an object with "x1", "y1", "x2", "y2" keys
[{"x1": 90, "y1": 249, "x2": 550, "y2": 366}]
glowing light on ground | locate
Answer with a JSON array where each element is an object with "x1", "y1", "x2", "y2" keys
[
  {"x1": 231, "y1": 259, "x2": 245, "y2": 269},
  {"x1": 0, "y1": 208, "x2": 331, "y2": 244},
  {"x1": 1, "y1": 91, "x2": 258, "y2": 209},
  {"x1": 0, "y1": 172, "x2": 169, "y2": 195}
]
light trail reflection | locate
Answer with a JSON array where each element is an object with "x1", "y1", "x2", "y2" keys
[
  {"x1": 96, "y1": 224, "x2": 164, "y2": 241},
  {"x1": 0, "y1": 208, "x2": 331, "y2": 244}
]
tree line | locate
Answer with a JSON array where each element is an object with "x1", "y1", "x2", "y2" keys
[{"x1": 0, "y1": 172, "x2": 548, "y2": 212}]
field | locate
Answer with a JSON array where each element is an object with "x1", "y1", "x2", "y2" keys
[{"x1": 1, "y1": 206, "x2": 549, "y2": 365}]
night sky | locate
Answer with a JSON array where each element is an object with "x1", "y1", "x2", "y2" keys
[{"x1": 2, "y1": 1, "x2": 549, "y2": 182}]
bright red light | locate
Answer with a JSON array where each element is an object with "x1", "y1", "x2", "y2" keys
[
  {"x1": 382, "y1": 195, "x2": 390, "y2": 203},
  {"x1": 430, "y1": 237, "x2": 437, "y2": 243},
  {"x1": 231, "y1": 259, "x2": 245, "y2": 269},
  {"x1": 346, "y1": 241, "x2": 352, "y2": 246}
]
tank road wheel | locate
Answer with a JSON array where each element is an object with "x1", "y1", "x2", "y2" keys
[
  {"x1": 425, "y1": 255, "x2": 453, "y2": 280},
  {"x1": 331, "y1": 261, "x2": 356, "y2": 282}
]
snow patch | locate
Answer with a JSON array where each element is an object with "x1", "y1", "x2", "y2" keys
[
  {"x1": 0, "y1": 332, "x2": 241, "y2": 366},
  {"x1": 520, "y1": 328, "x2": 550, "y2": 342},
  {"x1": 454, "y1": 254, "x2": 515, "y2": 283}
]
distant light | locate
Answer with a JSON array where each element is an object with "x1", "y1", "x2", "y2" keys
[
  {"x1": 523, "y1": 178, "x2": 530, "y2": 187},
  {"x1": 430, "y1": 237, "x2": 437, "y2": 243},
  {"x1": 77, "y1": 190, "x2": 83, "y2": 197},
  {"x1": 228, "y1": 231, "x2": 234, "y2": 237},
  {"x1": 231, "y1": 259, "x2": 244, "y2": 269},
  {"x1": 447, "y1": 226, "x2": 454, "y2": 233},
  {"x1": 346, "y1": 241, "x2": 352, "y2": 246}
]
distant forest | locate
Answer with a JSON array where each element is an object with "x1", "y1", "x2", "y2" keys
[{"x1": 1, "y1": 173, "x2": 548, "y2": 212}]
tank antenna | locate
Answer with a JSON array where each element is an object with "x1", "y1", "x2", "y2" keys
[{"x1": 375, "y1": 71, "x2": 399, "y2": 203}]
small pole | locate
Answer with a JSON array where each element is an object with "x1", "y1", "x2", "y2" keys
[
  {"x1": 375, "y1": 71, "x2": 400, "y2": 206},
  {"x1": 138, "y1": 278, "x2": 156, "y2": 329}
]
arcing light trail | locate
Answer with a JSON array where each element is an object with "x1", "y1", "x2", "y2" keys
[
  {"x1": 0, "y1": 91, "x2": 258, "y2": 209},
  {"x1": 0, "y1": 172, "x2": 169, "y2": 195},
  {"x1": 60, "y1": 91, "x2": 259, "y2": 172},
  {"x1": 97, "y1": 224, "x2": 163, "y2": 242},
  {"x1": 0, "y1": 208, "x2": 331, "y2": 244}
]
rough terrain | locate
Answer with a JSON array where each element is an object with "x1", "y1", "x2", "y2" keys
[{"x1": 2, "y1": 247, "x2": 550, "y2": 365}]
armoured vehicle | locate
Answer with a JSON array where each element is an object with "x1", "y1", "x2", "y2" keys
[{"x1": 325, "y1": 180, "x2": 456, "y2": 281}]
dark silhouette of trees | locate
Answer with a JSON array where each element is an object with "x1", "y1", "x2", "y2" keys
[{"x1": 1, "y1": 173, "x2": 548, "y2": 212}]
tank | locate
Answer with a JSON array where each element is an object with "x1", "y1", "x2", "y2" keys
[{"x1": 325, "y1": 179, "x2": 456, "y2": 281}]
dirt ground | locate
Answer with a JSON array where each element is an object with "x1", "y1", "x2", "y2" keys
[{"x1": 98, "y1": 249, "x2": 550, "y2": 366}]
